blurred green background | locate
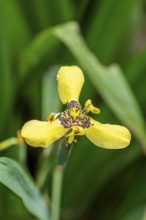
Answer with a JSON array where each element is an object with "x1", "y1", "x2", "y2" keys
[{"x1": 0, "y1": 0, "x2": 146, "y2": 219}]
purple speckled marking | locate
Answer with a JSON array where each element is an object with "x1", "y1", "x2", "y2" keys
[
  {"x1": 67, "y1": 100, "x2": 81, "y2": 109},
  {"x1": 83, "y1": 118, "x2": 91, "y2": 128},
  {"x1": 59, "y1": 101, "x2": 91, "y2": 129},
  {"x1": 59, "y1": 118, "x2": 71, "y2": 128}
]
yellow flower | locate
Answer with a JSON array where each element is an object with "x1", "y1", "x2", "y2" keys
[{"x1": 21, "y1": 66, "x2": 131, "y2": 149}]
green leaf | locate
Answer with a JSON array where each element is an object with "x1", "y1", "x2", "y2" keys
[
  {"x1": 0, "y1": 157, "x2": 49, "y2": 220},
  {"x1": 123, "y1": 206, "x2": 146, "y2": 220},
  {"x1": 0, "y1": 0, "x2": 12, "y2": 136},
  {"x1": 4, "y1": 0, "x2": 31, "y2": 53},
  {"x1": 86, "y1": 0, "x2": 138, "y2": 63}
]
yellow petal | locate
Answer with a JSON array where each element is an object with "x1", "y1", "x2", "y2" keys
[
  {"x1": 57, "y1": 66, "x2": 84, "y2": 104},
  {"x1": 84, "y1": 118, "x2": 131, "y2": 149},
  {"x1": 21, "y1": 119, "x2": 68, "y2": 148}
]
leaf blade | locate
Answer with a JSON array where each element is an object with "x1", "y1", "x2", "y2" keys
[{"x1": 0, "y1": 157, "x2": 49, "y2": 220}]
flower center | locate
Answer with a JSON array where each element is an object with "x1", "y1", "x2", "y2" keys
[{"x1": 59, "y1": 100, "x2": 91, "y2": 128}]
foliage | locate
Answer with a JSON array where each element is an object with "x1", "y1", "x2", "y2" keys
[{"x1": 0, "y1": 0, "x2": 146, "y2": 219}]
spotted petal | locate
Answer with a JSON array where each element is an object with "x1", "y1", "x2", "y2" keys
[
  {"x1": 57, "y1": 66, "x2": 84, "y2": 104},
  {"x1": 84, "y1": 118, "x2": 131, "y2": 149},
  {"x1": 21, "y1": 119, "x2": 68, "y2": 147}
]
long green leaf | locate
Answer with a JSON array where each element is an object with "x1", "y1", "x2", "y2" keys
[
  {"x1": 123, "y1": 206, "x2": 145, "y2": 220},
  {"x1": 4, "y1": 0, "x2": 31, "y2": 53},
  {"x1": 0, "y1": 0, "x2": 12, "y2": 136},
  {"x1": 86, "y1": 0, "x2": 138, "y2": 63},
  {"x1": 0, "y1": 157, "x2": 49, "y2": 220}
]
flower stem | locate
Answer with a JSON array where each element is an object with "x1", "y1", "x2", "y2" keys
[
  {"x1": 51, "y1": 140, "x2": 73, "y2": 220},
  {"x1": 0, "y1": 137, "x2": 18, "y2": 151},
  {"x1": 51, "y1": 165, "x2": 64, "y2": 220}
]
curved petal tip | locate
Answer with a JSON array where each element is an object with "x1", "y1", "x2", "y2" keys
[{"x1": 57, "y1": 66, "x2": 84, "y2": 104}]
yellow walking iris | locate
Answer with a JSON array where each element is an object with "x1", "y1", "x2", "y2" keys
[{"x1": 21, "y1": 66, "x2": 131, "y2": 149}]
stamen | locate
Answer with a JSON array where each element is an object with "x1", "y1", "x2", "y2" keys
[
  {"x1": 59, "y1": 117, "x2": 71, "y2": 128},
  {"x1": 85, "y1": 99, "x2": 100, "y2": 114},
  {"x1": 67, "y1": 136, "x2": 74, "y2": 144},
  {"x1": 47, "y1": 112, "x2": 60, "y2": 121},
  {"x1": 83, "y1": 117, "x2": 91, "y2": 128},
  {"x1": 59, "y1": 100, "x2": 92, "y2": 130}
]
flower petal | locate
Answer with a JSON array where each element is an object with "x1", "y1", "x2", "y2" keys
[
  {"x1": 57, "y1": 66, "x2": 84, "y2": 104},
  {"x1": 21, "y1": 119, "x2": 68, "y2": 148},
  {"x1": 84, "y1": 118, "x2": 131, "y2": 149}
]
